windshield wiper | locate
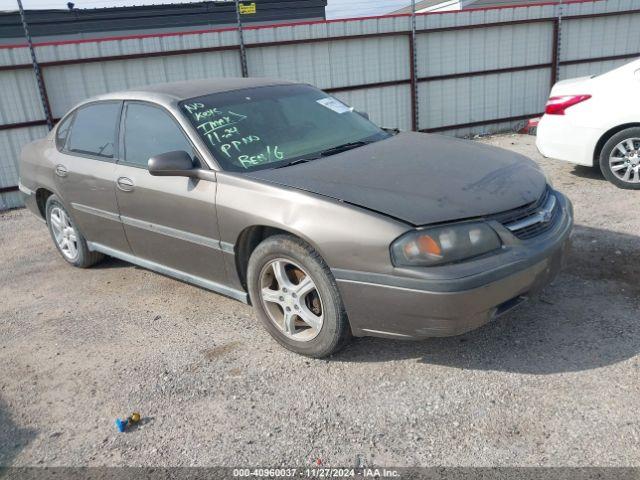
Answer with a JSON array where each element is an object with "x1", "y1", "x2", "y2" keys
[
  {"x1": 382, "y1": 127, "x2": 400, "y2": 136},
  {"x1": 274, "y1": 156, "x2": 320, "y2": 169},
  {"x1": 274, "y1": 140, "x2": 373, "y2": 169},
  {"x1": 319, "y1": 140, "x2": 371, "y2": 157}
]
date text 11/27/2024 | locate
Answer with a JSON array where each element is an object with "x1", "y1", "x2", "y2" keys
[{"x1": 232, "y1": 468, "x2": 401, "y2": 478}]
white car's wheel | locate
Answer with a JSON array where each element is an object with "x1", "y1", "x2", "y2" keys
[{"x1": 600, "y1": 127, "x2": 640, "y2": 189}]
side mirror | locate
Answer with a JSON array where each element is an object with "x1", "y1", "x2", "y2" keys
[
  {"x1": 356, "y1": 110, "x2": 370, "y2": 120},
  {"x1": 148, "y1": 150, "x2": 195, "y2": 177}
]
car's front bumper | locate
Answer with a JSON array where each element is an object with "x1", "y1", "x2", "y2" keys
[{"x1": 334, "y1": 192, "x2": 573, "y2": 339}]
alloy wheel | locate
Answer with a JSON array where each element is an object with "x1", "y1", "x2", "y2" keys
[
  {"x1": 50, "y1": 206, "x2": 79, "y2": 261},
  {"x1": 609, "y1": 138, "x2": 640, "y2": 184},
  {"x1": 259, "y1": 258, "x2": 324, "y2": 342}
]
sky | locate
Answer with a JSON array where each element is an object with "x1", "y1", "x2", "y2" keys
[{"x1": 0, "y1": 0, "x2": 412, "y2": 18}]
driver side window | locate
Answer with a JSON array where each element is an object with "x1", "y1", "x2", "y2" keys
[{"x1": 123, "y1": 103, "x2": 195, "y2": 168}]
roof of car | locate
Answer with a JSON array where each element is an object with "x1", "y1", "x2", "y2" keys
[{"x1": 92, "y1": 77, "x2": 297, "y2": 103}]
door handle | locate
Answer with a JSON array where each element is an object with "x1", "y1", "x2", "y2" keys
[
  {"x1": 54, "y1": 164, "x2": 68, "y2": 177},
  {"x1": 116, "y1": 177, "x2": 134, "y2": 192}
]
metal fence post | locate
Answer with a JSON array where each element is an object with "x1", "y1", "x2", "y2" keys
[
  {"x1": 550, "y1": 18, "x2": 559, "y2": 89},
  {"x1": 409, "y1": 0, "x2": 419, "y2": 131},
  {"x1": 551, "y1": 0, "x2": 564, "y2": 85},
  {"x1": 234, "y1": 0, "x2": 249, "y2": 77},
  {"x1": 17, "y1": 0, "x2": 53, "y2": 130}
]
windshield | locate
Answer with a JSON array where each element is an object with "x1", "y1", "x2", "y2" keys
[{"x1": 179, "y1": 84, "x2": 390, "y2": 172}]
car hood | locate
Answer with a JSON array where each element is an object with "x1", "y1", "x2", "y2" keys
[{"x1": 246, "y1": 132, "x2": 547, "y2": 226}]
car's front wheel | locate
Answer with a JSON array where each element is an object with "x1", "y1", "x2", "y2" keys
[
  {"x1": 599, "y1": 127, "x2": 640, "y2": 189},
  {"x1": 247, "y1": 234, "x2": 352, "y2": 357},
  {"x1": 45, "y1": 195, "x2": 103, "y2": 268}
]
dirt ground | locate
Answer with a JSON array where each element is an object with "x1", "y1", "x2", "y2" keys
[{"x1": 0, "y1": 134, "x2": 638, "y2": 467}]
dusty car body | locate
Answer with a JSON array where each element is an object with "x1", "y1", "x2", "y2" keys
[{"x1": 19, "y1": 78, "x2": 573, "y2": 357}]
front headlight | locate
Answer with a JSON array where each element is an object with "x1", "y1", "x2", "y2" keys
[{"x1": 391, "y1": 222, "x2": 501, "y2": 267}]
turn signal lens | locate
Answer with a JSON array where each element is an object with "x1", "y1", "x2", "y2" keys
[
  {"x1": 417, "y1": 235, "x2": 442, "y2": 256},
  {"x1": 544, "y1": 95, "x2": 591, "y2": 115},
  {"x1": 391, "y1": 222, "x2": 501, "y2": 267}
]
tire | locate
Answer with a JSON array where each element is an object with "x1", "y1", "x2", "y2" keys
[
  {"x1": 247, "y1": 234, "x2": 352, "y2": 358},
  {"x1": 599, "y1": 127, "x2": 640, "y2": 189},
  {"x1": 45, "y1": 194, "x2": 104, "y2": 268}
]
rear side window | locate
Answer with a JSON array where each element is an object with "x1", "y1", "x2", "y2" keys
[
  {"x1": 66, "y1": 102, "x2": 121, "y2": 158},
  {"x1": 123, "y1": 103, "x2": 195, "y2": 168},
  {"x1": 55, "y1": 114, "x2": 73, "y2": 151}
]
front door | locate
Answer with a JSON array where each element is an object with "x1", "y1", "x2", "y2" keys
[
  {"x1": 114, "y1": 101, "x2": 227, "y2": 287},
  {"x1": 52, "y1": 101, "x2": 130, "y2": 253}
]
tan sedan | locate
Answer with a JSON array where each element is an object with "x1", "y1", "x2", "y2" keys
[{"x1": 19, "y1": 78, "x2": 573, "y2": 357}]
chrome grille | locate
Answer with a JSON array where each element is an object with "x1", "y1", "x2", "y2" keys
[{"x1": 492, "y1": 188, "x2": 559, "y2": 240}]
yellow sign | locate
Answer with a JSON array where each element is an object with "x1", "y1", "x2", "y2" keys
[{"x1": 239, "y1": 2, "x2": 256, "y2": 14}]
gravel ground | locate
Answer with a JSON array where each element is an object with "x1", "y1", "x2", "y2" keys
[{"x1": 0, "y1": 133, "x2": 638, "y2": 468}]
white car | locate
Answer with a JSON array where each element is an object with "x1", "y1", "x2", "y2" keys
[{"x1": 536, "y1": 58, "x2": 640, "y2": 189}]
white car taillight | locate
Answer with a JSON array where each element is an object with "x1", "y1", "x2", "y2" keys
[{"x1": 544, "y1": 95, "x2": 591, "y2": 115}]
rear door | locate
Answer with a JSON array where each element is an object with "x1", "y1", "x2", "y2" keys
[
  {"x1": 52, "y1": 101, "x2": 130, "y2": 253},
  {"x1": 113, "y1": 101, "x2": 228, "y2": 287}
]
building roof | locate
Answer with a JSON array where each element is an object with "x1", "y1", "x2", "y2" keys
[
  {"x1": 393, "y1": 0, "x2": 451, "y2": 14},
  {"x1": 0, "y1": 0, "x2": 327, "y2": 42},
  {"x1": 392, "y1": 0, "x2": 561, "y2": 13},
  {"x1": 468, "y1": 0, "x2": 561, "y2": 6}
]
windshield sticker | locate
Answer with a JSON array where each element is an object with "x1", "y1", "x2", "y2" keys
[{"x1": 316, "y1": 97, "x2": 352, "y2": 114}]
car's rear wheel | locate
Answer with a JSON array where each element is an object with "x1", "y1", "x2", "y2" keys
[
  {"x1": 599, "y1": 127, "x2": 640, "y2": 189},
  {"x1": 45, "y1": 195, "x2": 103, "y2": 268},
  {"x1": 247, "y1": 234, "x2": 352, "y2": 357}
]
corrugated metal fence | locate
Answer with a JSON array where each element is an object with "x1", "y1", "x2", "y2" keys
[{"x1": 1, "y1": 0, "x2": 639, "y2": 209}]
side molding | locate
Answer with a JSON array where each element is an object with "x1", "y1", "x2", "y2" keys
[
  {"x1": 219, "y1": 241, "x2": 235, "y2": 254},
  {"x1": 71, "y1": 203, "x2": 121, "y2": 222},
  {"x1": 120, "y1": 215, "x2": 221, "y2": 250},
  {"x1": 87, "y1": 242, "x2": 249, "y2": 303},
  {"x1": 71, "y1": 202, "x2": 234, "y2": 253}
]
